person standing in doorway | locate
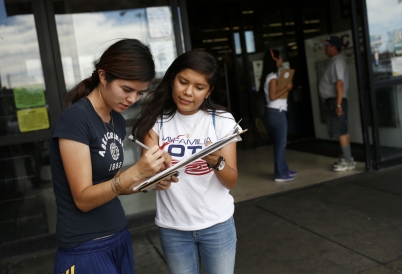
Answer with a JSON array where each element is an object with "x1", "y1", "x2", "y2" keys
[
  {"x1": 260, "y1": 49, "x2": 296, "y2": 182},
  {"x1": 319, "y1": 35, "x2": 355, "y2": 171}
]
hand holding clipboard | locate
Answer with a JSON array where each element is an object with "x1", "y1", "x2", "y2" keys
[
  {"x1": 278, "y1": 69, "x2": 295, "y2": 99},
  {"x1": 128, "y1": 134, "x2": 179, "y2": 192}
]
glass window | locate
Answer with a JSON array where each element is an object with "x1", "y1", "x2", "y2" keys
[
  {"x1": 0, "y1": 0, "x2": 50, "y2": 137},
  {"x1": 54, "y1": 0, "x2": 177, "y2": 120},
  {"x1": 376, "y1": 84, "x2": 402, "y2": 159},
  {"x1": 0, "y1": 140, "x2": 53, "y2": 244},
  {"x1": 366, "y1": 0, "x2": 402, "y2": 82},
  {"x1": 234, "y1": 31, "x2": 256, "y2": 54}
]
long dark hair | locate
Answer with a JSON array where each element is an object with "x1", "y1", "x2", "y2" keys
[
  {"x1": 258, "y1": 49, "x2": 280, "y2": 93},
  {"x1": 132, "y1": 50, "x2": 226, "y2": 142},
  {"x1": 66, "y1": 38, "x2": 155, "y2": 106}
]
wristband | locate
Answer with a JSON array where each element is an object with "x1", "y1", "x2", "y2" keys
[{"x1": 336, "y1": 105, "x2": 341, "y2": 108}]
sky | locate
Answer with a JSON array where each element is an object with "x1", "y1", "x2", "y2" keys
[{"x1": 366, "y1": 0, "x2": 402, "y2": 53}]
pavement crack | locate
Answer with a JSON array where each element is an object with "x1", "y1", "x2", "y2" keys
[
  {"x1": 144, "y1": 230, "x2": 167, "y2": 265},
  {"x1": 354, "y1": 182, "x2": 402, "y2": 199}
]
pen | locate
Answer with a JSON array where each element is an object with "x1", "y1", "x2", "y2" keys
[
  {"x1": 231, "y1": 118, "x2": 243, "y2": 134},
  {"x1": 128, "y1": 134, "x2": 149, "y2": 150}
]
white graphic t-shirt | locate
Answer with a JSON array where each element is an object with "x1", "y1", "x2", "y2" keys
[{"x1": 152, "y1": 110, "x2": 241, "y2": 231}]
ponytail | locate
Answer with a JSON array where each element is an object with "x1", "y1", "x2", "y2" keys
[{"x1": 65, "y1": 70, "x2": 100, "y2": 106}]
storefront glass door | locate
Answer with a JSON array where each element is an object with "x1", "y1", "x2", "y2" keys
[
  {"x1": 0, "y1": 0, "x2": 50, "y2": 137},
  {"x1": 0, "y1": 0, "x2": 54, "y2": 245},
  {"x1": 365, "y1": 0, "x2": 402, "y2": 164}
]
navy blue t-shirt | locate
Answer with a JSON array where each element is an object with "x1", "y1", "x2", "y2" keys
[{"x1": 50, "y1": 97, "x2": 127, "y2": 249}]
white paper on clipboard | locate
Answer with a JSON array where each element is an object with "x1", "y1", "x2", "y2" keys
[{"x1": 133, "y1": 129, "x2": 247, "y2": 192}]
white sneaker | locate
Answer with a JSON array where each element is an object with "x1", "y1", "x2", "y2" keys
[
  {"x1": 333, "y1": 157, "x2": 345, "y2": 167},
  {"x1": 333, "y1": 158, "x2": 356, "y2": 171}
]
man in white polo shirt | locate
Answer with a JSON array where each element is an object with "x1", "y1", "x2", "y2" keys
[{"x1": 319, "y1": 35, "x2": 355, "y2": 172}]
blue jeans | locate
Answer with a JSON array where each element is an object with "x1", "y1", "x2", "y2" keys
[
  {"x1": 265, "y1": 108, "x2": 289, "y2": 177},
  {"x1": 159, "y1": 216, "x2": 237, "y2": 274}
]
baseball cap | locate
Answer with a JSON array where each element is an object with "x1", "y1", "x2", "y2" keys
[{"x1": 323, "y1": 36, "x2": 342, "y2": 48}]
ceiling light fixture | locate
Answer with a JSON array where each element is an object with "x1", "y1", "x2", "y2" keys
[{"x1": 202, "y1": 38, "x2": 229, "y2": 43}]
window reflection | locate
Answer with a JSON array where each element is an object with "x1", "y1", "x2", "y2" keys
[
  {"x1": 0, "y1": 0, "x2": 48, "y2": 136},
  {"x1": 377, "y1": 85, "x2": 402, "y2": 160},
  {"x1": 55, "y1": 2, "x2": 177, "y2": 120},
  {"x1": 0, "y1": 141, "x2": 53, "y2": 244},
  {"x1": 367, "y1": 0, "x2": 402, "y2": 81}
]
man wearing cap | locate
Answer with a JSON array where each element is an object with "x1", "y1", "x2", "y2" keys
[{"x1": 319, "y1": 35, "x2": 355, "y2": 171}]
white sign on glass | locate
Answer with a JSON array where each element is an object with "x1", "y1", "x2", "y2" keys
[
  {"x1": 391, "y1": 57, "x2": 402, "y2": 76},
  {"x1": 146, "y1": 7, "x2": 172, "y2": 38},
  {"x1": 150, "y1": 41, "x2": 175, "y2": 73}
]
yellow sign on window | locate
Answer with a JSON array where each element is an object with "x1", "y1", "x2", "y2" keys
[{"x1": 17, "y1": 107, "x2": 50, "y2": 133}]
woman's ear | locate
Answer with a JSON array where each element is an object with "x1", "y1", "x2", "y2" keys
[{"x1": 98, "y1": 69, "x2": 107, "y2": 86}]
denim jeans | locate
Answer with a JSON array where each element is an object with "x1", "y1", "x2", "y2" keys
[
  {"x1": 159, "y1": 216, "x2": 237, "y2": 274},
  {"x1": 265, "y1": 107, "x2": 289, "y2": 177}
]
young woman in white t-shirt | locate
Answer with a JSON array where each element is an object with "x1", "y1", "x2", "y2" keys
[
  {"x1": 259, "y1": 49, "x2": 296, "y2": 182},
  {"x1": 132, "y1": 50, "x2": 240, "y2": 274}
]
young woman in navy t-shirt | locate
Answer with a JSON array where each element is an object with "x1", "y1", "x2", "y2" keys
[{"x1": 50, "y1": 39, "x2": 177, "y2": 274}]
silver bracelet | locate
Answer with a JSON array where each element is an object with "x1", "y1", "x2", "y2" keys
[{"x1": 112, "y1": 176, "x2": 123, "y2": 194}]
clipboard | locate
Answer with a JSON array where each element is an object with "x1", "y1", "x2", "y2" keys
[
  {"x1": 278, "y1": 69, "x2": 295, "y2": 99},
  {"x1": 137, "y1": 170, "x2": 180, "y2": 193},
  {"x1": 133, "y1": 128, "x2": 247, "y2": 192}
]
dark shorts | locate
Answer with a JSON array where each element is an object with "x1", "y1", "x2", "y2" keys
[
  {"x1": 324, "y1": 98, "x2": 348, "y2": 138},
  {"x1": 54, "y1": 228, "x2": 134, "y2": 274}
]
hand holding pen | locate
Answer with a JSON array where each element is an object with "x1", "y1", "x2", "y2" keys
[
  {"x1": 128, "y1": 134, "x2": 150, "y2": 150},
  {"x1": 128, "y1": 134, "x2": 172, "y2": 170},
  {"x1": 128, "y1": 134, "x2": 177, "y2": 190}
]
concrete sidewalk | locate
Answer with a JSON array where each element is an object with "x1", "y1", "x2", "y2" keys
[{"x1": 2, "y1": 165, "x2": 402, "y2": 274}]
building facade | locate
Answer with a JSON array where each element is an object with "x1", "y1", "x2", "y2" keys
[{"x1": 1, "y1": 0, "x2": 402, "y2": 257}]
